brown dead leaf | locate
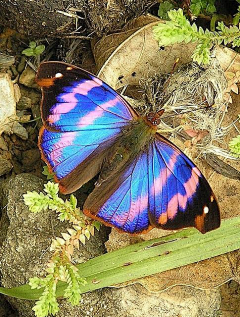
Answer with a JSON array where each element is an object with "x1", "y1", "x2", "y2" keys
[
  {"x1": 95, "y1": 17, "x2": 195, "y2": 89},
  {"x1": 93, "y1": 15, "x2": 160, "y2": 71}
]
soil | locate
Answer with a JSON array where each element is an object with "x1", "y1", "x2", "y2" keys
[{"x1": 0, "y1": 1, "x2": 240, "y2": 316}]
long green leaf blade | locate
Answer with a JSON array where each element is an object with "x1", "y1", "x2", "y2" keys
[{"x1": 0, "y1": 217, "x2": 239, "y2": 300}]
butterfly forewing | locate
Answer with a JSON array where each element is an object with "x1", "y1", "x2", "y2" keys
[{"x1": 37, "y1": 62, "x2": 137, "y2": 193}]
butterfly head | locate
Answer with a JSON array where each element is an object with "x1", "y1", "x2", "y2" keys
[{"x1": 145, "y1": 109, "x2": 164, "y2": 127}]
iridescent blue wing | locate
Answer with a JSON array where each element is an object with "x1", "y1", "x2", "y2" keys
[
  {"x1": 36, "y1": 61, "x2": 137, "y2": 193},
  {"x1": 84, "y1": 134, "x2": 220, "y2": 234},
  {"x1": 84, "y1": 151, "x2": 152, "y2": 233},
  {"x1": 148, "y1": 134, "x2": 220, "y2": 233}
]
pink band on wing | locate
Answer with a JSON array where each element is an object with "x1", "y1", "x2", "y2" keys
[
  {"x1": 166, "y1": 167, "x2": 200, "y2": 219},
  {"x1": 52, "y1": 103, "x2": 79, "y2": 114},
  {"x1": 77, "y1": 97, "x2": 119, "y2": 127},
  {"x1": 118, "y1": 165, "x2": 169, "y2": 223},
  {"x1": 166, "y1": 152, "x2": 179, "y2": 172},
  {"x1": 150, "y1": 165, "x2": 168, "y2": 196},
  {"x1": 128, "y1": 195, "x2": 148, "y2": 222},
  {"x1": 50, "y1": 80, "x2": 103, "y2": 123},
  {"x1": 50, "y1": 131, "x2": 77, "y2": 165}
]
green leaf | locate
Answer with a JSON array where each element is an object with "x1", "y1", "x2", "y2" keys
[
  {"x1": 192, "y1": 41, "x2": 211, "y2": 64},
  {"x1": 22, "y1": 48, "x2": 35, "y2": 56},
  {"x1": 190, "y1": 3, "x2": 202, "y2": 16},
  {"x1": 44, "y1": 182, "x2": 59, "y2": 197},
  {"x1": 229, "y1": 135, "x2": 240, "y2": 157},
  {"x1": 29, "y1": 41, "x2": 37, "y2": 49},
  {"x1": 233, "y1": 14, "x2": 240, "y2": 26},
  {"x1": 158, "y1": 1, "x2": 175, "y2": 20},
  {"x1": 206, "y1": 4, "x2": 216, "y2": 14},
  {"x1": 23, "y1": 191, "x2": 49, "y2": 213},
  {"x1": 70, "y1": 195, "x2": 77, "y2": 209},
  {"x1": 93, "y1": 221, "x2": 101, "y2": 231},
  {"x1": 35, "y1": 45, "x2": 45, "y2": 56},
  {"x1": 1, "y1": 217, "x2": 240, "y2": 301},
  {"x1": 42, "y1": 166, "x2": 55, "y2": 180},
  {"x1": 232, "y1": 37, "x2": 240, "y2": 47}
]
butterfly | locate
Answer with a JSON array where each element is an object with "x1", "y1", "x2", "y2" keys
[{"x1": 36, "y1": 61, "x2": 220, "y2": 234}]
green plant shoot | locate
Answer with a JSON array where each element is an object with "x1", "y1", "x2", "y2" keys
[
  {"x1": 23, "y1": 182, "x2": 100, "y2": 317},
  {"x1": 229, "y1": 135, "x2": 240, "y2": 158},
  {"x1": 153, "y1": 8, "x2": 240, "y2": 64},
  {"x1": 22, "y1": 41, "x2": 45, "y2": 57}
]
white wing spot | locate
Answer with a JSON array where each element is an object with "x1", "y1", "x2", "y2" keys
[
  {"x1": 66, "y1": 67, "x2": 73, "y2": 70},
  {"x1": 203, "y1": 206, "x2": 209, "y2": 214},
  {"x1": 55, "y1": 72, "x2": 63, "y2": 78}
]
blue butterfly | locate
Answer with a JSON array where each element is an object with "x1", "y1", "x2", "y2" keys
[{"x1": 36, "y1": 61, "x2": 220, "y2": 234}]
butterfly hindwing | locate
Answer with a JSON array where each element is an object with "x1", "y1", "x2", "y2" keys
[
  {"x1": 37, "y1": 62, "x2": 137, "y2": 193},
  {"x1": 84, "y1": 151, "x2": 152, "y2": 233}
]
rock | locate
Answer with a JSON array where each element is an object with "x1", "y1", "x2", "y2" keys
[
  {"x1": 3, "y1": 120, "x2": 28, "y2": 140},
  {"x1": 0, "y1": 294, "x2": 17, "y2": 317},
  {"x1": 0, "y1": 157, "x2": 12, "y2": 176},
  {"x1": 54, "y1": 284, "x2": 221, "y2": 317},
  {"x1": 19, "y1": 67, "x2": 38, "y2": 89},
  {"x1": 21, "y1": 149, "x2": 40, "y2": 170},
  {"x1": 11, "y1": 122, "x2": 28, "y2": 140},
  {"x1": 17, "y1": 96, "x2": 32, "y2": 110},
  {"x1": 0, "y1": 72, "x2": 16, "y2": 135},
  {"x1": 0, "y1": 53, "x2": 15, "y2": 68},
  {"x1": 0, "y1": 173, "x2": 108, "y2": 316},
  {"x1": 31, "y1": 102, "x2": 42, "y2": 129},
  {"x1": 0, "y1": 135, "x2": 8, "y2": 150},
  {"x1": 17, "y1": 56, "x2": 27, "y2": 73}
]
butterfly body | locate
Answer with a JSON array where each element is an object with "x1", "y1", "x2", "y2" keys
[
  {"x1": 99, "y1": 118, "x2": 156, "y2": 185},
  {"x1": 37, "y1": 61, "x2": 220, "y2": 235}
]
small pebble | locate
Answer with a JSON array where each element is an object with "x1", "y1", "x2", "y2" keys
[
  {"x1": 19, "y1": 66, "x2": 38, "y2": 88},
  {"x1": 0, "y1": 157, "x2": 13, "y2": 176},
  {"x1": 0, "y1": 53, "x2": 15, "y2": 68},
  {"x1": 0, "y1": 136, "x2": 8, "y2": 150}
]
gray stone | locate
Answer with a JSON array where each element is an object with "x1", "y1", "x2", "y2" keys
[
  {"x1": 0, "y1": 135, "x2": 8, "y2": 150},
  {"x1": 21, "y1": 149, "x2": 40, "y2": 170},
  {"x1": 0, "y1": 173, "x2": 108, "y2": 316},
  {"x1": 11, "y1": 122, "x2": 28, "y2": 140},
  {"x1": 19, "y1": 67, "x2": 38, "y2": 89},
  {"x1": 0, "y1": 157, "x2": 12, "y2": 176},
  {"x1": 0, "y1": 72, "x2": 16, "y2": 135},
  {"x1": 0, "y1": 53, "x2": 15, "y2": 68},
  {"x1": 17, "y1": 96, "x2": 32, "y2": 110}
]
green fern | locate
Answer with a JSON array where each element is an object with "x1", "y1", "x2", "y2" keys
[
  {"x1": 153, "y1": 8, "x2": 240, "y2": 64},
  {"x1": 229, "y1": 135, "x2": 240, "y2": 158},
  {"x1": 23, "y1": 182, "x2": 100, "y2": 317},
  {"x1": 158, "y1": 1, "x2": 175, "y2": 20}
]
